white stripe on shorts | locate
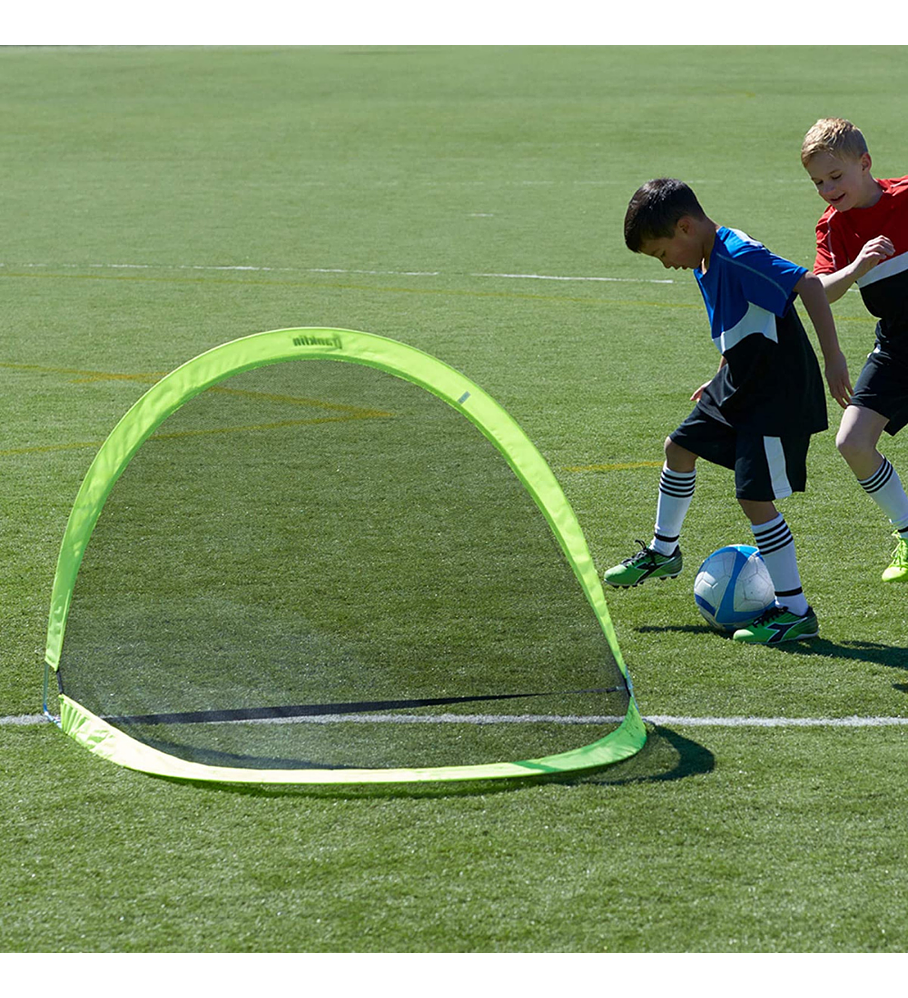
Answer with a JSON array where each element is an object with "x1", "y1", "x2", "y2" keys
[{"x1": 763, "y1": 436, "x2": 792, "y2": 499}]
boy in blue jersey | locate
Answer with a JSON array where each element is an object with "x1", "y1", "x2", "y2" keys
[{"x1": 603, "y1": 178, "x2": 852, "y2": 643}]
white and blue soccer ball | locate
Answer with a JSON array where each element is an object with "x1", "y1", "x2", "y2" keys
[{"x1": 693, "y1": 545, "x2": 775, "y2": 633}]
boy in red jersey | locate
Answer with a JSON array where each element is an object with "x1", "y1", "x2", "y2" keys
[{"x1": 802, "y1": 118, "x2": 908, "y2": 581}]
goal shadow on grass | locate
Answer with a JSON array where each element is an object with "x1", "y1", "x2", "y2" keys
[
  {"x1": 564, "y1": 725, "x2": 715, "y2": 786},
  {"x1": 161, "y1": 725, "x2": 713, "y2": 799}
]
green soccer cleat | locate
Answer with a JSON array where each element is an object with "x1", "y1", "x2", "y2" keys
[
  {"x1": 603, "y1": 540, "x2": 683, "y2": 588},
  {"x1": 732, "y1": 604, "x2": 819, "y2": 644},
  {"x1": 882, "y1": 532, "x2": 908, "y2": 583}
]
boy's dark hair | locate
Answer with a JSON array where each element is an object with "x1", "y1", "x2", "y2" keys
[{"x1": 624, "y1": 178, "x2": 706, "y2": 252}]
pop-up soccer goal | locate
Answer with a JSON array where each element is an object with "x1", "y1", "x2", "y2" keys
[{"x1": 44, "y1": 328, "x2": 646, "y2": 784}]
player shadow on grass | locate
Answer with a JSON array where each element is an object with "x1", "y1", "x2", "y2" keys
[
  {"x1": 767, "y1": 637, "x2": 908, "y2": 665},
  {"x1": 639, "y1": 625, "x2": 908, "y2": 671}
]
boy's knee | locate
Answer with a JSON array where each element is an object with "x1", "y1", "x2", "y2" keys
[
  {"x1": 836, "y1": 407, "x2": 887, "y2": 463},
  {"x1": 664, "y1": 436, "x2": 696, "y2": 472},
  {"x1": 835, "y1": 426, "x2": 855, "y2": 457},
  {"x1": 738, "y1": 498, "x2": 777, "y2": 525},
  {"x1": 835, "y1": 416, "x2": 884, "y2": 480},
  {"x1": 835, "y1": 423, "x2": 862, "y2": 461}
]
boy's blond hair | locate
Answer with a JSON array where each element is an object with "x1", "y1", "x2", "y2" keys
[{"x1": 801, "y1": 118, "x2": 869, "y2": 167}]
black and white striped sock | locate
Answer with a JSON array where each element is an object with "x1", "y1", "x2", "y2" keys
[
  {"x1": 651, "y1": 465, "x2": 696, "y2": 555},
  {"x1": 751, "y1": 514, "x2": 809, "y2": 615},
  {"x1": 858, "y1": 458, "x2": 908, "y2": 534}
]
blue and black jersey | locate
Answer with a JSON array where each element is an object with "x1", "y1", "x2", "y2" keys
[{"x1": 694, "y1": 227, "x2": 827, "y2": 437}]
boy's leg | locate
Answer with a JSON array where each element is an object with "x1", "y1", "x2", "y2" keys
[
  {"x1": 729, "y1": 435, "x2": 818, "y2": 643},
  {"x1": 651, "y1": 437, "x2": 698, "y2": 555},
  {"x1": 603, "y1": 436, "x2": 694, "y2": 587},
  {"x1": 732, "y1": 500, "x2": 819, "y2": 643},
  {"x1": 837, "y1": 405, "x2": 908, "y2": 581},
  {"x1": 739, "y1": 501, "x2": 809, "y2": 615},
  {"x1": 835, "y1": 404, "x2": 890, "y2": 479}
]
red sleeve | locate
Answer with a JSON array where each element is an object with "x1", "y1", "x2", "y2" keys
[{"x1": 813, "y1": 212, "x2": 839, "y2": 275}]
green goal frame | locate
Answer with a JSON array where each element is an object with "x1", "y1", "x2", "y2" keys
[{"x1": 44, "y1": 328, "x2": 646, "y2": 783}]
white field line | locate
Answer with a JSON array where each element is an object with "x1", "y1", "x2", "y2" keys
[
  {"x1": 5, "y1": 713, "x2": 908, "y2": 728},
  {"x1": 0, "y1": 261, "x2": 676, "y2": 286},
  {"x1": 6, "y1": 261, "x2": 863, "y2": 296},
  {"x1": 475, "y1": 271, "x2": 674, "y2": 284}
]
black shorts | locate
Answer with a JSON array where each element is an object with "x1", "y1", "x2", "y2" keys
[
  {"x1": 670, "y1": 407, "x2": 811, "y2": 502},
  {"x1": 851, "y1": 347, "x2": 908, "y2": 436}
]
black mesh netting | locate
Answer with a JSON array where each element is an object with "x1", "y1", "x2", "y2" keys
[{"x1": 59, "y1": 359, "x2": 629, "y2": 770}]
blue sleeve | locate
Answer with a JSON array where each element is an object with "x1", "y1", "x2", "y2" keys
[{"x1": 728, "y1": 242, "x2": 806, "y2": 316}]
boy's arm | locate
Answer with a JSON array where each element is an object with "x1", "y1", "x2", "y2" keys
[
  {"x1": 818, "y1": 235, "x2": 895, "y2": 303},
  {"x1": 794, "y1": 272, "x2": 852, "y2": 408}
]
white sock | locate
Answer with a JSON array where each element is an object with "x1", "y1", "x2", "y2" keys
[
  {"x1": 858, "y1": 458, "x2": 908, "y2": 535},
  {"x1": 651, "y1": 465, "x2": 696, "y2": 555},
  {"x1": 751, "y1": 514, "x2": 809, "y2": 615}
]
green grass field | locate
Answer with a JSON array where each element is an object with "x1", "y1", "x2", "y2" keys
[{"x1": 2, "y1": 45, "x2": 908, "y2": 954}]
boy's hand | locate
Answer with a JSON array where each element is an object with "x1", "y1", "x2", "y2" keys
[
  {"x1": 795, "y1": 272, "x2": 851, "y2": 406},
  {"x1": 854, "y1": 235, "x2": 895, "y2": 278},
  {"x1": 690, "y1": 359, "x2": 725, "y2": 401},
  {"x1": 824, "y1": 349, "x2": 853, "y2": 409}
]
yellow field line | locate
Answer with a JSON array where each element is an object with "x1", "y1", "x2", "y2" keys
[
  {"x1": 0, "y1": 362, "x2": 389, "y2": 412},
  {"x1": 0, "y1": 440, "x2": 107, "y2": 457},
  {"x1": 210, "y1": 385, "x2": 393, "y2": 417},
  {"x1": 1, "y1": 362, "x2": 396, "y2": 456},
  {"x1": 0, "y1": 360, "x2": 701, "y2": 471},
  {"x1": 149, "y1": 413, "x2": 392, "y2": 441},
  {"x1": 563, "y1": 461, "x2": 663, "y2": 472},
  {"x1": 0, "y1": 413, "x2": 393, "y2": 458},
  {"x1": 0, "y1": 362, "x2": 165, "y2": 383}
]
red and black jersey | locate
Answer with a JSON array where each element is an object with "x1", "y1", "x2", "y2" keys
[{"x1": 814, "y1": 176, "x2": 908, "y2": 359}]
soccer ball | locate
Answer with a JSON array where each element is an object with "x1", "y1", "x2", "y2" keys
[{"x1": 693, "y1": 545, "x2": 775, "y2": 633}]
